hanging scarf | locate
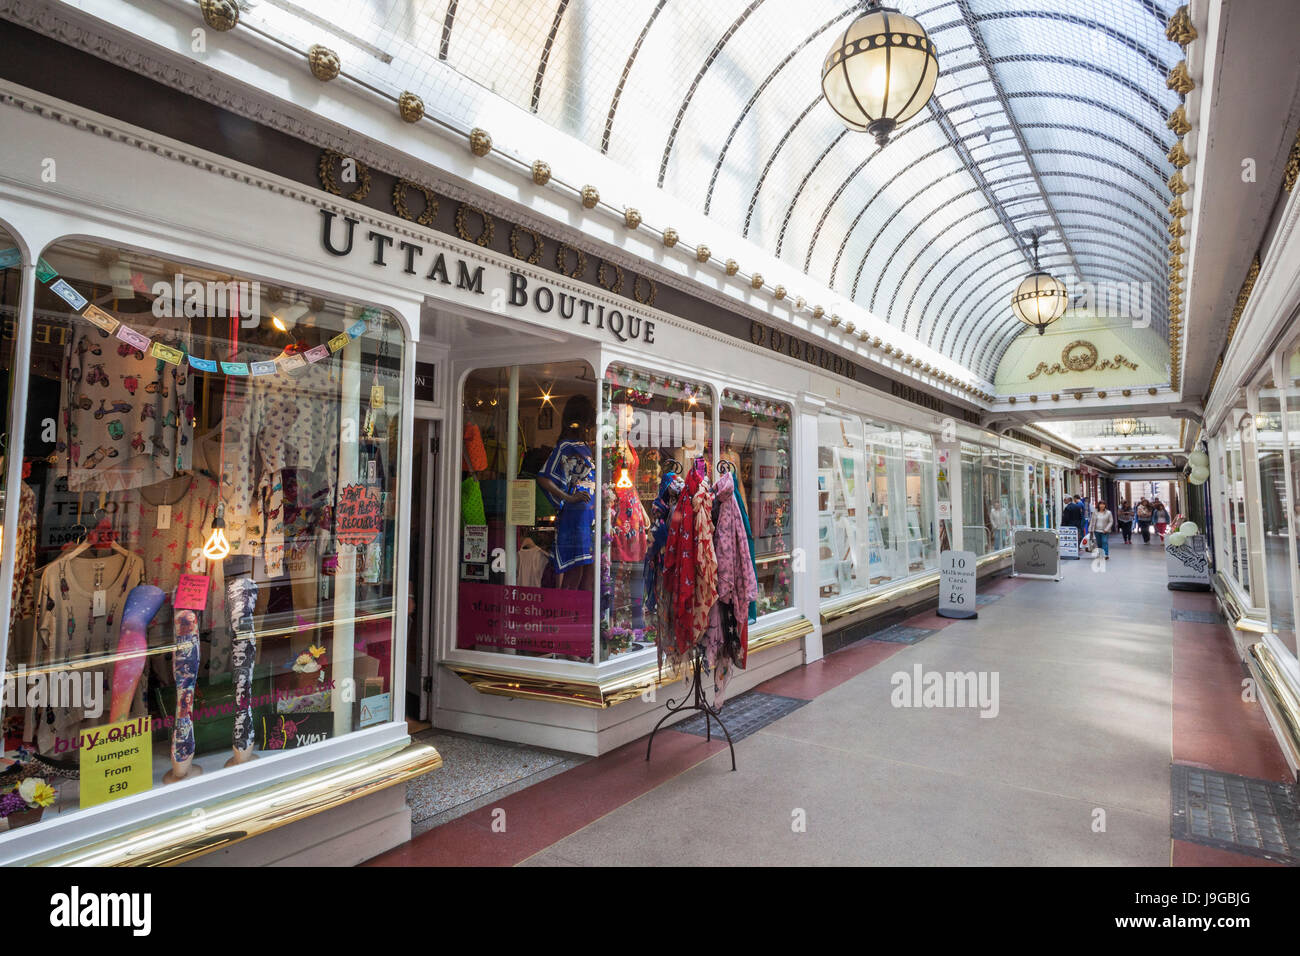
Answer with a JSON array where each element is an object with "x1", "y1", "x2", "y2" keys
[
  {"x1": 643, "y1": 472, "x2": 682, "y2": 617},
  {"x1": 711, "y1": 471, "x2": 758, "y2": 669},
  {"x1": 689, "y1": 476, "x2": 718, "y2": 652},
  {"x1": 732, "y1": 476, "x2": 759, "y2": 624},
  {"x1": 662, "y1": 470, "x2": 701, "y2": 661}
]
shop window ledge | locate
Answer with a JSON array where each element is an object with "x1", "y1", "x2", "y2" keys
[
  {"x1": 1213, "y1": 572, "x2": 1270, "y2": 634},
  {"x1": 449, "y1": 617, "x2": 813, "y2": 709},
  {"x1": 27, "y1": 741, "x2": 441, "y2": 867},
  {"x1": 819, "y1": 550, "x2": 1010, "y2": 626},
  {"x1": 1248, "y1": 640, "x2": 1300, "y2": 775}
]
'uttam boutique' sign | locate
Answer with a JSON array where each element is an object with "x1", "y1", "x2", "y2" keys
[{"x1": 320, "y1": 211, "x2": 656, "y2": 346}]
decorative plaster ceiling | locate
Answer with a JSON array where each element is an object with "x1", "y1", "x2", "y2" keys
[{"x1": 240, "y1": 0, "x2": 1184, "y2": 379}]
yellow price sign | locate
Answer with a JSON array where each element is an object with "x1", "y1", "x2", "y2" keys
[{"x1": 79, "y1": 717, "x2": 154, "y2": 808}]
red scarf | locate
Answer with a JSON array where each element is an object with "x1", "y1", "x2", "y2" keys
[{"x1": 663, "y1": 470, "x2": 701, "y2": 654}]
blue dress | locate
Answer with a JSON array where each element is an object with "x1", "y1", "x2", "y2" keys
[{"x1": 539, "y1": 440, "x2": 595, "y2": 572}]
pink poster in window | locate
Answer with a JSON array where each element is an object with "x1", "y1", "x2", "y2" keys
[{"x1": 457, "y1": 583, "x2": 593, "y2": 656}]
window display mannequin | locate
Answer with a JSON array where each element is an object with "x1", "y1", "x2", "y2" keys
[{"x1": 537, "y1": 395, "x2": 597, "y2": 590}]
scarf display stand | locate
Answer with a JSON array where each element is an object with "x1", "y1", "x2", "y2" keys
[{"x1": 645, "y1": 649, "x2": 737, "y2": 771}]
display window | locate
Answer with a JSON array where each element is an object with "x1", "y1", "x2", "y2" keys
[
  {"x1": 456, "y1": 360, "x2": 598, "y2": 662},
  {"x1": 902, "y1": 429, "x2": 937, "y2": 572},
  {"x1": 816, "y1": 410, "x2": 867, "y2": 599},
  {"x1": 1255, "y1": 372, "x2": 1292, "y2": 647},
  {"x1": 1, "y1": 238, "x2": 405, "y2": 830},
  {"x1": 720, "y1": 390, "x2": 792, "y2": 617},
  {"x1": 961, "y1": 442, "x2": 988, "y2": 555},
  {"x1": 1226, "y1": 417, "x2": 1251, "y2": 596},
  {"x1": 601, "y1": 365, "x2": 711, "y2": 660},
  {"x1": 1, "y1": 225, "x2": 21, "y2": 665}
]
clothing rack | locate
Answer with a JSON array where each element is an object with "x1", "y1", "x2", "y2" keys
[{"x1": 644, "y1": 648, "x2": 737, "y2": 771}]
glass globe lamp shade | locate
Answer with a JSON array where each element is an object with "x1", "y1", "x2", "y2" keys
[
  {"x1": 821, "y1": 5, "x2": 939, "y2": 145},
  {"x1": 1011, "y1": 271, "x2": 1068, "y2": 333}
]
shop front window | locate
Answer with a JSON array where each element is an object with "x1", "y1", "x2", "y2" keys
[
  {"x1": 1, "y1": 225, "x2": 21, "y2": 675},
  {"x1": 961, "y1": 442, "x2": 987, "y2": 556},
  {"x1": 601, "y1": 365, "x2": 711, "y2": 660},
  {"x1": 1256, "y1": 375, "x2": 1292, "y2": 646},
  {"x1": 902, "y1": 430, "x2": 937, "y2": 572},
  {"x1": 721, "y1": 390, "x2": 792, "y2": 617},
  {"x1": 3, "y1": 238, "x2": 404, "y2": 830},
  {"x1": 816, "y1": 410, "x2": 867, "y2": 599},
  {"x1": 457, "y1": 361, "x2": 597, "y2": 662}
]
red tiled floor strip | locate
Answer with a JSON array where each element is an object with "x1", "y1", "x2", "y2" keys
[
  {"x1": 1172, "y1": 839, "x2": 1283, "y2": 867},
  {"x1": 367, "y1": 730, "x2": 730, "y2": 866}
]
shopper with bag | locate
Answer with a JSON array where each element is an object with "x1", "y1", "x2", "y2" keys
[{"x1": 1091, "y1": 499, "x2": 1114, "y2": 559}]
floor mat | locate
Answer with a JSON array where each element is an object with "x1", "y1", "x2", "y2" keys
[
  {"x1": 672, "y1": 691, "x2": 808, "y2": 744},
  {"x1": 1171, "y1": 607, "x2": 1224, "y2": 624},
  {"x1": 1170, "y1": 764, "x2": 1300, "y2": 865},
  {"x1": 868, "y1": 624, "x2": 938, "y2": 644}
]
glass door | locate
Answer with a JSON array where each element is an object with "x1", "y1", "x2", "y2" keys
[{"x1": 407, "y1": 419, "x2": 439, "y2": 720}]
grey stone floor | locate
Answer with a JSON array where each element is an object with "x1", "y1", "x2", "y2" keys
[{"x1": 521, "y1": 542, "x2": 1175, "y2": 865}]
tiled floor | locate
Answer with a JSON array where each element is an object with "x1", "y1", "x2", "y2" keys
[{"x1": 375, "y1": 543, "x2": 1293, "y2": 866}]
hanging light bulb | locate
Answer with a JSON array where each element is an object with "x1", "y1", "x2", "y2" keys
[
  {"x1": 203, "y1": 503, "x2": 231, "y2": 560},
  {"x1": 615, "y1": 466, "x2": 634, "y2": 489}
]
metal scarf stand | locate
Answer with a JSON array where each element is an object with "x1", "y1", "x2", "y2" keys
[{"x1": 644, "y1": 457, "x2": 738, "y2": 772}]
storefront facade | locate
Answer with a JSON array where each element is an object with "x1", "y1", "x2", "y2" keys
[{"x1": 0, "y1": 14, "x2": 1077, "y2": 860}]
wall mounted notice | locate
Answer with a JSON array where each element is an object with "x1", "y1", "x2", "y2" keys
[
  {"x1": 1012, "y1": 528, "x2": 1061, "y2": 580},
  {"x1": 938, "y1": 550, "x2": 977, "y2": 619}
]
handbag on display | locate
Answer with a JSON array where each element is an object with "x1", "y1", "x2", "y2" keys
[{"x1": 461, "y1": 475, "x2": 486, "y2": 527}]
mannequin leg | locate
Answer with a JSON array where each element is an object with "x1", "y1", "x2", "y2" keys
[
  {"x1": 163, "y1": 609, "x2": 201, "y2": 783},
  {"x1": 225, "y1": 575, "x2": 259, "y2": 767},
  {"x1": 110, "y1": 585, "x2": 166, "y2": 723}
]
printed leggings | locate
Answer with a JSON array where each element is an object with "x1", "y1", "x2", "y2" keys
[
  {"x1": 171, "y1": 610, "x2": 200, "y2": 765},
  {"x1": 226, "y1": 576, "x2": 259, "y2": 752}
]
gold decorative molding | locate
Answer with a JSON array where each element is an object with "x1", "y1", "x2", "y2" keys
[
  {"x1": 468, "y1": 127, "x2": 492, "y2": 157},
  {"x1": 1168, "y1": 196, "x2": 1186, "y2": 217},
  {"x1": 31, "y1": 742, "x2": 441, "y2": 866},
  {"x1": 392, "y1": 179, "x2": 436, "y2": 226},
  {"x1": 397, "y1": 91, "x2": 424, "y2": 123},
  {"x1": 555, "y1": 242, "x2": 587, "y2": 278},
  {"x1": 1169, "y1": 170, "x2": 1189, "y2": 195},
  {"x1": 580, "y1": 184, "x2": 600, "y2": 209},
  {"x1": 596, "y1": 259, "x2": 625, "y2": 294},
  {"x1": 1224, "y1": 255, "x2": 1262, "y2": 345},
  {"x1": 1025, "y1": 340, "x2": 1139, "y2": 379},
  {"x1": 772, "y1": 284, "x2": 787, "y2": 299},
  {"x1": 1167, "y1": 60, "x2": 1194, "y2": 96},
  {"x1": 1285, "y1": 127, "x2": 1300, "y2": 194},
  {"x1": 725, "y1": 258, "x2": 740, "y2": 276},
  {"x1": 199, "y1": 0, "x2": 239, "y2": 31},
  {"x1": 623, "y1": 207, "x2": 642, "y2": 229},
  {"x1": 695, "y1": 244, "x2": 711, "y2": 263},
  {"x1": 812, "y1": 305, "x2": 825, "y2": 319},
  {"x1": 1167, "y1": 140, "x2": 1190, "y2": 168},
  {"x1": 1167, "y1": 104, "x2": 1191, "y2": 137},
  {"x1": 509, "y1": 223, "x2": 543, "y2": 264},
  {"x1": 308, "y1": 44, "x2": 340, "y2": 82},
  {"x1": 454, "y1": 203, "x2": 494, "y2": 246},
  {"x1": 317, "y1": 149, "x2": 370, "y2": 201},
  {"x1": 1168, "y1": 218, "x2": 1185, "y2": 237},
  {"x1": 662, "y1": 227, "x2": 679, "y2": 247},
  {"x1": 1166, "y1": 6, "x2": 1197, "y2": 47},
  {"x1": 531, "y1": 160, "x2": 551, "y2": 186},
  {"x1": 750, "y1": 272, "x2": 764, "y2": 289}
]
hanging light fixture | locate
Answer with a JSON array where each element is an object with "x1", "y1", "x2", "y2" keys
[
  {"x1": 203, "y1": 503, "x2": 231, "y2": 561},
  {"x1": 821, "y1": 1, "x2": 939, "y2": 146},
  {"x1": 1112, "y1": 418, "x2": 1138, "y2": 437},
  {"x1": 1010, "y1": 231, "x2": 1068, "y2": 334}
]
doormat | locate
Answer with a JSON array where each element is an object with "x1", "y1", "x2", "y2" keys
[
  {"x1": 869, "y1": 624, "x2": 937, "y2": 644},
  {"x1": 673, "y1": 692, "x2": 807, "y2": 744},
  {"x1": 1170, "y1": 764, "x2": 1300, "y2": 865},
  {"x1": 1170, "y1": 608, "x2": 1224, "y2": 624}
]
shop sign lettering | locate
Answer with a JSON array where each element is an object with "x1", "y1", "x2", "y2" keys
[
  {"x1": 319, "y1": 210, "x2": 656, "y2": 347},
  {"x1": 335, "y1": 483, "x2": 383, "y2": 547},
  {"x1": 749, "y1": 320, "x2": 857, "y2": 381}
]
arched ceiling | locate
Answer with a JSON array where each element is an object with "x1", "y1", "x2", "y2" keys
[{"x1": 247, "y1": 0, "x2": 1185, "y2": 380}]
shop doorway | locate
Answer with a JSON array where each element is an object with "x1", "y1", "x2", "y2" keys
[{"x1": 407, "y1": 418, "x2": 440, "y2": 721}]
